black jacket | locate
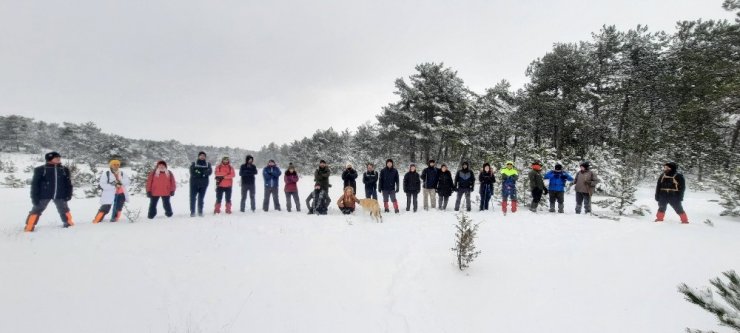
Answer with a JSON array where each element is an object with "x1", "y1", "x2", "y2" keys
[
  {"x1": 421, "y1": 166, "x2": 440, "y2": 189},
  {"x1": 436, "y1": 170, "x2": 454, "y2": 197},
  {"x1": 455, "y1": 169, "x2": 475, "y2": 191},
  {"x1": 363, "y1": 170, "x2": 378, "y2": 190},
  {"x1": 239, "y1": 163, "x2": 258, "y2": 185},
  {"x1": 479, "y1": 170, "x2": 496, "y2": 193},
  {"x1": 31, "y1": 163, "x2": 73, "y2": 202},
  {"x1": 655, "y1": 170, "x2": 686, "y2": 201},
  {"x1": 342, "y1": 168, "x2": 358, "y2": 190},
  {"x1": 378, "y1": 167, "x2": 399, "y2": 192},
  {"x1": 306, "y1": 189, "x2": 331, "y2": 214},
  {"x1": 403, "y1": 171, "x2": 421, "y2": 194},
  {"x1": 190, "y1": 160, "x2": 213, "y2": 186}
]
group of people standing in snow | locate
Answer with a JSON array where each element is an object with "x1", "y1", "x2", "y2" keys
[{"x1": 22, "y1": 151, "x2": 691, "y2": 232}]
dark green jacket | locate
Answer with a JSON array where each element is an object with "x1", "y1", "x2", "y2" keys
[
  {"x1": 528, "y1": 169, "x2": 545, "y2": 191},
  {"x1": 314, "y1": 166, "x2": 331, "y2": 190}
]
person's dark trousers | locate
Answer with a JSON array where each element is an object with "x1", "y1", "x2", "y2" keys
[
  {"x1": 148, "y1": 196, "x2": 173, "y2": 219},
  {"x1": 341, "y1": 207, "x2": 355, "y2": 215},
  {"x1": 575, "y1": 192, "x2": 592, "y2": 214},
  {"x1": 285, "y1": 191, "x2": 300, "y2": 212},
  {"x1": 216, "y1": 187, "x2": 232, "y2": 203},
  {"x1": 240, "y1": 183, "x2": 256, "y2": 212},
  {"x1": 263, "y1": 187, "x2": 281, "y2": 211},
  {"x1": 405, "y1": 193, "x2": 418, "y2": 212},
  {"x1": 530, "y1": 188, "x2": 543, "y2": 211},
  {"x1": 549, "y1": 191, "x2": 565, "y2": 213},
  {"x1": 25, "y1": 199, "x2": 72, "y2": 230},
  {"x1": 657, "y1": 197, "x2": 685, "y2": 215},
  {"x1": 455, "y1": 189, "x2": 472, "y2": 211},
  {"x1": 479, "y1": 184, "x2": 492, "y2": 210},
  {"x1": 438, "y1": 195, "x2": 450, "y2": 210},
  {"x1": 365, "y1": 187, "x2": 378, "y2": 200},
  {"x1": 190, "y1": 183, "x2": 208, "y2": 214}
]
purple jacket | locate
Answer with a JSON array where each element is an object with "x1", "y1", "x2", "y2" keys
[{"x1": 284, "y1": 171, "x2": 299, "y2": 192}]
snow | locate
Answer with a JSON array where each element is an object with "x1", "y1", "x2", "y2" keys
[{"x1": 1, "y1": 153, "x2": 739, "y2": 332}]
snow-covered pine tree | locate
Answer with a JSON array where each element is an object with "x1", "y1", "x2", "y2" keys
[
  {"x1": 451, "y1": 211, "x2": 482, "y2": 271},
  {"x1": 678, "y1": 270, "x2": 740, "y2": 332},
  {"x1": 3, "y1": 174, "x2": 25, "y2": 188},
  {"x1": 610, "y1": 162, "x2": 638, "y2": 215},
  {"x1": 718, "y1": 167, "x2": 740, "y2": 217}
]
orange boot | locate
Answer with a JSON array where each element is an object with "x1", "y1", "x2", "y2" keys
[
  {"x1": 24, "y1": 213, "x2": 40, "y2": 232},
  {"x1": 92, "y1": 211, "x2": 105, "y2": 224},
  {"x1": 654, "y1": 211, "x2": 665, "y2": 222},
  {"x1": 64, "y1": 212, "x2": 75, "y2": 227},
  {"x1": 679, "y1": 213, "x2": 689, "y2": 224}
]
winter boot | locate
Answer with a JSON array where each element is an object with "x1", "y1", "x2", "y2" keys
[
  {"x1": 654, "y1": 211, "x2": 665, "y2": 222},
  {"x1": 679, "y1": 213, "x2": 689, "y2": 224},
  {"x1": 384, "y1": 202, "x2": 390, "y2": 213},
  {"x1": 111, "y1": 211, "x2": 122, "y2": 222},
  {"x1": 393, "y1": 201, "x2": 400, "y2": 214},
  {"x1": 92, "y1": 211, "x2": 105, "y2": 224},
  {"x1": 511, "y1": 200, "x2": 518, "y2": 213},
  {"x1": 225, "y1": 203, "x2": 232, "y2": 214},
  {"x1": 24, "y1": 213, "x2": 40, "y2": 232},
  {"x1": 214, "y1": 203, "x2": 222, "y2": 214},
  {"x1": 502, "y1": 201, "x2": 508, "y2": 214},
  {"x1": 63, "y1": 212, "x2": 75, "y2": 228}
]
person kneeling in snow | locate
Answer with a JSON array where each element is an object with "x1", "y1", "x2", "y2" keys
[
  {"x1": 337, "y1": 186, "x2": 359, "y2": 215},
  {"x1": 146, "y1": 160, "x2": 176, "y2": 219},
  {"x1": 306, "y1": 183, "x2": 331, "y2": 215}
]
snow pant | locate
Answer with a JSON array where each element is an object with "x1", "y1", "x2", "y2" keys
[
  {"x1": 364, "y1": 186, "x2": 377, "y2": 200},
  {"x1": 575, "y1": 192, "x2": 592, "y2": 214},
  {"x1": 340, "y1": 207, "x2": 355, "y2": 215},
  {"x1": 25, "y1": 199, "x2": 72, "y2": 231},
  {"x1": 285, "y1": 191, "x2": 300, "y2": 212},
  {"x1": 381, "y1": 190, "x2": 399, "y2": 212},
  {"x1": 216, "y1": 187, "x2": 232, "y2": 204},
  {"x1": 190, "y1": 183, "x2": 208, "y2": 214},
  {"x1": 455, "y1": 189, "x2": 472, "y2": 211},
  {"x1": 263, "y1": 187, "x2": 280, "y2": 211},
  {"x1": 438, "y1": 195, "x2": 450, "y2": 210},
  {"x1": 549, "y1": 191, "x2": 565, "y2": 212},
  {"x1": 240, "y1": 183, "x2": 256, "y2": 212},
  {"x1": 530, "y1": 188, "x2": 543, "y2": 211},
  {"x1": 94, "y1": 193, "x2": 126, "y2": 223},
  {"x1": 423, "y1": 188, "x2": 437, "y2": 210},
  {"x1": 501, "y1": 184, "x2": 518, "y2": 213},
  {"x1": 479, "y1": 184, "x2": 493, "y2": 210},
  {"x1": 406, "y1": 192, "x2": 418, "y2": 212},
  {"x1": 148, "y1": 196, "x2": 173, "y2": 219},
  {"x1": 656, "y1": 196, "x2": 689, "y2": 223}
]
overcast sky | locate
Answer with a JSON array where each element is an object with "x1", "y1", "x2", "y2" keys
[{"x1": 0, "y1": 0, "x2": 733, "y2": 150}]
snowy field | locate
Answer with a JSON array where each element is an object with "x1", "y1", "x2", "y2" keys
[{"x1": 1, "y1": 154, "x2": 738, "y2": 332}]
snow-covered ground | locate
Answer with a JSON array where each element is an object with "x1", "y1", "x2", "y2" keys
[{"x1": 1, "y1": 153, "x2": 738, "y2": 333}]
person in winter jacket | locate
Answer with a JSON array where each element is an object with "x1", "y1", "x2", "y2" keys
[
  {"x1": 262, "y1": 159, "x2": 282, "y2": 212},
  {"x1": 421, "y1": 159, "x2": 440, "y2": 210},
  {"x1": 214, "y1": 156, "x2": 236, "y2": 214},
  {"x1": 655, "y1": 162, "x2": 689, "y2": 223},
  {"x1": 189, "y1": 151, "x2": 212, "y2": 217},
  {"x1": 239, "y1": 155, "x2": 258, "y2": 212},
  {"x1": 544, "y1": 164, "x2": 574, "y2": 213},
  {"x1": 574, "y1": 161, "x2": 600, "y2": 214},
  {"x1": 528, "y1": 160, "x2": 547, "y2": 212},
  {"x1": 146, "y1": 160, "x2": 176, "y2": 219},
  {"x1": 284, "y1": 163, "x2": 300, "y2": 212},
  {"x1": 379, "y1": 159, "x2": 400, "y2": 213},
  {"x1": 454, "y1": 162, "x2": 475, "y2": 212},
  {"x1": 306, "y1": 183, "x2": 331, "y2": 215},
  {"x1": 478, "y1": 163, "x2": 496, "y2": 211},
  {"x1": 501, "y1": 161, "x2": 519, "y2": 214},
  {"x1": 93, "y1": 158, "x2": 131, "y2": 223},
  {"x1": 342, "y1": 164, "x2": 358, "y2": 194},
  {"x1": 337, "y1": 186, "x2": 360, "y2": 215},
  {"x1": 314, "y1": 160, "x2": 331, "y2": 191},
  {"x1": 435, "y1": 164, "x2": 454, "y2": 210},
  {"x1": 403, "y1": 164, "x2": 421, "y2": 212},
  {"x1": 24, "y1": 151, "x2": 74, "y2": 232},
  {"x1": 362, "y1": 163, "x2": 379, "y2": 199}
]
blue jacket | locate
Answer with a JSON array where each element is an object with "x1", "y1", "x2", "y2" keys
[
  {"x1": 378, "y1": 167, "x2": 399, "y2": 192},
  {"x1": 544, "y1": 170, "x2": 574, "y2": 192},
  {"x1": 421, "y1": 166, "x2": 440, "y2": 189},
  {"x1": 262, "y1": 166, "x2": 282, "y2": 188}
]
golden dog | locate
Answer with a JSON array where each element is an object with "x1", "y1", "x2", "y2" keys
[{"x1": 358, "y1": 198, "x2": 383, "y2": 223}]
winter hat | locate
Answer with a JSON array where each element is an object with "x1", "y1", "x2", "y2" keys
[
  {"x1": 462, "y1": 161, "x2": 469, "y2": 168},
  {"x1": 246, "y1": 155, "x2": 253, "y2": 163},
  {"x1": 505, "y1": 161, "x2": 514, "y2": 167},
  {"x1": 665, "y1": 162, "x2": 678, "y2": 172},
  {"x1": 428, "y1": 159, "x2": 436, "y2": 164},
  {"x1": 554, "y1": 164, "x2": 563, "y2": 171},
  {"x1": 198, "y1": 151, "x2": 207, "y2": 157},
  {"x1": 580, "y1": 161, "x2": 591, "y2": 170},
  {"x1": 156, "y1": 160, "x2": 167, "y2": 168},
  {"x1": 222, "y1": 156, "x2": 230, "y2": 162},
  {"x1": 45, "y1": 151, "x2": 61, "y2": 162}
]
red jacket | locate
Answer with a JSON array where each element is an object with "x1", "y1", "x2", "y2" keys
[
  {"x1": 284, "y1": 172, "x2": 299, "y2": 192},
  {"x1": 146, "y1": 170, "x2": 177, "y2": 197},
  {"x1": 215, "y1": 163, "x2": 236, "y2": 188}
]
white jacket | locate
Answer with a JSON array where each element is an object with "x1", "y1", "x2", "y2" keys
[{"x1": 98, "y1": 169, "x2": 131, "y2": 205}]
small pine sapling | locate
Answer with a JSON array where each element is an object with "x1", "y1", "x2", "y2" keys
[{"x1": 451, "y1": 211, "x2": 482, "y2": 271}]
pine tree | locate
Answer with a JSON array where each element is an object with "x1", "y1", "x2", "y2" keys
[
  {"x1": 718, "y1": 168, "x2": 740, "y2": 217},
  {"x1": 678, "y1": 270, "x2": 740, "y2": 332},
  {"x1": 451, "y1": 211, "x2": 482, "y2": 271}
]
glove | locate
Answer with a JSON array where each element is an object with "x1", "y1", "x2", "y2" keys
[
  {"x1": 170, "y1": 192, "x2": 175, "y2": 197},
  {"x1": 147, "y1": 192, "x2": 152, "y2": 198}
]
